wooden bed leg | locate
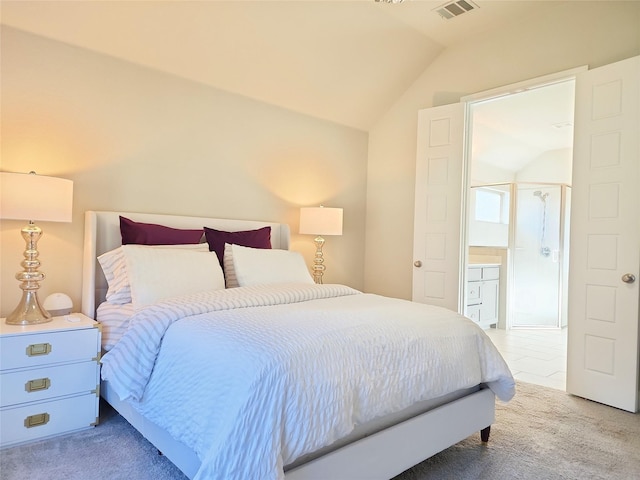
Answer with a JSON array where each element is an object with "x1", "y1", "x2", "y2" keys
[{"x1": 480, "y1": 426, "x2": 491, "y2": 443}]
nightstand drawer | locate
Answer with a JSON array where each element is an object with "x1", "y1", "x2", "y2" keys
[
  {"x1": 0, "y1": 393, "x2": 98, "y2": 448},
  {"x1": 0, "y1": 328, "x2": 99, "y2": 371},
  {"x1": 0, "y1": 361, "x2": 99, "y2": 407}
]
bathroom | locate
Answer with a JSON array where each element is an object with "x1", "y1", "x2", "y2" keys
[
  {"x1": 467, "y1": 182, "x2": 571, "y2": 331},
  {"x1": 464, "y1": 80, "x2": 575, "y2": 333}
]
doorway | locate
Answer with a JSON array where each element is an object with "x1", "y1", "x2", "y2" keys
[
  {"x1": 464, "y1": 79, "x2": 576, "y2": 389},
  {"x1": 413, "y1": 57, "x2": 640, "y2": 409}
]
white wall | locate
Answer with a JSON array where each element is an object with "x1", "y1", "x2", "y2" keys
[
  {"x1": 516, "y1": 148, "x2": 573, "y2": 185},
  {"x1": 3, "y1": 3, "x2": 639, "y2": 313},
  {"x1": 0, "y1": 26, "x2": 368, "y2": 316},
  {"x1": 365, "y1": 1, "x2": 640, "y2": 299},
  {"x1": 470, "y1": 161, "x2": 515, "y2": 186}
]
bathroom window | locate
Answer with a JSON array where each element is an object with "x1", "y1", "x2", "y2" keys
[{"x1": 475, "y1": 188, "x2": 508, "y2": 223}]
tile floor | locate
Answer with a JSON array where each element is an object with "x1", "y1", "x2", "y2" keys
[{"x1": 484, "y1": 327, "x2": 567, "y2": 391}]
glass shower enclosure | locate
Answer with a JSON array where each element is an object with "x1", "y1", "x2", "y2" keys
[
  {"x1": 469, "y1": 182, "x2": 571, "y2": 329},
  {"x1": 510, "y1": 183, "x2": 571, "y2": 328}
]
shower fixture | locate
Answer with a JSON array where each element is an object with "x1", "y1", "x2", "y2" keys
[
  {"x1": 533, "y1": 190, "x2": 549, "y2": 202},
  {"x1": 534, "y1": 190, "x2": 551, "y2": 257}
]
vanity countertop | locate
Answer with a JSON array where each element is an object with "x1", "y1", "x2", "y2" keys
[{"x1": 468, "y1": 254, "x2": 502, "y2": 266}]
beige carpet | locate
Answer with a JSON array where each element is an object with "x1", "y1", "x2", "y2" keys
[
  {"x1": 393, "y1": 381, "x2": 640, "y2": 479},
  {"x1": 2, "y1": 382, "x2": 639, "y2": 479}
]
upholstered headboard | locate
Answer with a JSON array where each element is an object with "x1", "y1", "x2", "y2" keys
[{"x1": 81, "y1": 211, "x2": 291, "y2": 318}]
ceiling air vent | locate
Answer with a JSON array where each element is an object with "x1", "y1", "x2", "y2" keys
[{"x1": 434, "y1": 0, "x2": 478, "y2": 20}]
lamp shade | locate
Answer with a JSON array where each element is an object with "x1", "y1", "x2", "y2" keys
[
  {"x1": 299, "y1": 206, "x2": 343, "y2": 236},
  {"x1": 1, "y1": 172, "x2": 73, "y2": 222}
]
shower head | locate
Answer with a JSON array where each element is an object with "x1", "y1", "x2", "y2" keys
[{"x1": 533, "y1": 190, "x2": 548, "y2": 201}]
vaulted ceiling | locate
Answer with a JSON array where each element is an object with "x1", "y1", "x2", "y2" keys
[
  {"x1": 1, "y1": 0, "x2": 563, "y2": 132},
  {"x1": 471, "y1": 80, "x2": 576, "y2": 173}
]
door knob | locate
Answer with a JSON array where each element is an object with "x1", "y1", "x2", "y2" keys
[
  {"x1": 621, "y1": 273, "x2": 636, "y2": 284},
  {"x1": 414, "y1": 261, "x2": 422, "y2": 268}
]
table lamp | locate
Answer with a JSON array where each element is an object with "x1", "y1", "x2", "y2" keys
[
  {"x1": 1, "y1": 171, "x2": 73, "y2": 325},
  {"x1": 299, "y1": 206, "x2": 343, "y2": 284}
]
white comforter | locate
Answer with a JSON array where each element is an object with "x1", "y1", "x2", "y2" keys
[{"x1": 100, "y1": 283, "x2": 515, "y2": 480}]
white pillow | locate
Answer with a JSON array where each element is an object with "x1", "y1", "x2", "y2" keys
[
  {"x1": 223, "y1": 243, "x2": 240, "y2": 288},
  {"x1": 98, "y1": 244, "x2": 209, "y2": 305},
  {"x1": 98, "y1": 247, "x2": 131, "y2": 304},
  {"x1": 122, "y1": 245, "x2": 225, "y2": 309},
  {"x1": 228, "y1": 243, "x2": 314, "y2": 287}
]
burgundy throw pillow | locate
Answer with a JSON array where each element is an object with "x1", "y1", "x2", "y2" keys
[
  {"x1": 204, "y1": 226, "x2": 271, "y2": 266},
  {"x1": 120, "y1": 216, "x2": 204, "y2": 245}
]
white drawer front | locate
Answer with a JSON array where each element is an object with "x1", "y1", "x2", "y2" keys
[
  {"x1": 482, "y1": 267, "x2": 500, "y2": 280},
  {"x1": 0, "y1": 328, "x2": 99, "y2": 371},
  {"x1": 0, "y1": 361, "x2": 99, "y2": 408},
  {"x1": 467, "y1": 282, "x2": 481, "y2": 305},
  {"x1": 466, "y1": 305, "x2": 481, "y2": 323},
  {"x1": 467, "y1": 267, "x2": 483, "y2": 281},
  {"x1": 0, "y1": 393, "x2": 98, "y2": 448}
]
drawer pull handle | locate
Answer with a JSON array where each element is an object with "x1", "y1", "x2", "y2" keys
[
  {"x1": 25, "y1": 377, "x2": 51, "y2": 393},
  {"x1": 24, "y1": 413, "x2": 50, "y2": 428},
  {"x1": 26, "y1": 343, "x2": 52, "y2": 357}
]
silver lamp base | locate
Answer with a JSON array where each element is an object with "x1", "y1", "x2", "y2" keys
[
  {"x1": 311, "y1": 235, "x2": 326, "y2": 284},
  {"x1": 5, "y1": 290, "x2": 52, "y2": 325},
  {"x1": 5, "y1": 221, "x2": 53, "y2": 325}
]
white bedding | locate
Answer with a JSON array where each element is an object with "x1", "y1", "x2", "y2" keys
[
  {"x1": 96, "y1": 302, "x2": 134, "y2": 351},
  {"x1": 100, "y1": 283, "x2": 515, "y2": 480}
]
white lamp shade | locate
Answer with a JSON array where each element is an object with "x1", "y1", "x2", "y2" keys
[
  {"x1": 0, "y1": 172, "x2": 73, "y2": 222},
  {"x1": 299, "y1": 207, "x2": 343, "y2": 236}
]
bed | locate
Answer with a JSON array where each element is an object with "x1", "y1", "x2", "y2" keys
[{"x1": 81, "y1": 210, "x2": 515, "y2": 480}]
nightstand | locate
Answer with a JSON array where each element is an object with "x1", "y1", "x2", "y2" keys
[{"x1": 0, "y1": 314, "x2": 101, "y2": 448}]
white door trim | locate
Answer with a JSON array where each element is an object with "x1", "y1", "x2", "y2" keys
[
  {"x1": 461, "y1": 66, "x2": 588, "y2": 103},
  {"x1": 460, "y1": 67, "x2": 585, "y2": 325}
]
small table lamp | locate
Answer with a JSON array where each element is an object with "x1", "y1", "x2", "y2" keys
[
  {"x1": 299, "y1": 206, "x2": 343, "y2": 284},
  {"x1": 1, "y1": 171, "x2": 73, "y2": 325}
]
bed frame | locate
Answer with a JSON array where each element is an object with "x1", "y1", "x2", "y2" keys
[{"x1": 82, "y1": 210, "x2": 495, "y2": 480}]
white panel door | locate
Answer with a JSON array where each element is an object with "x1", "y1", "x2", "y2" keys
[
  {"x1": 567, "y1": 55, "x2": 640, "y2": 413},
  {"x1": 412, "y1": 104, "x2": 464, "y2": 312}
]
